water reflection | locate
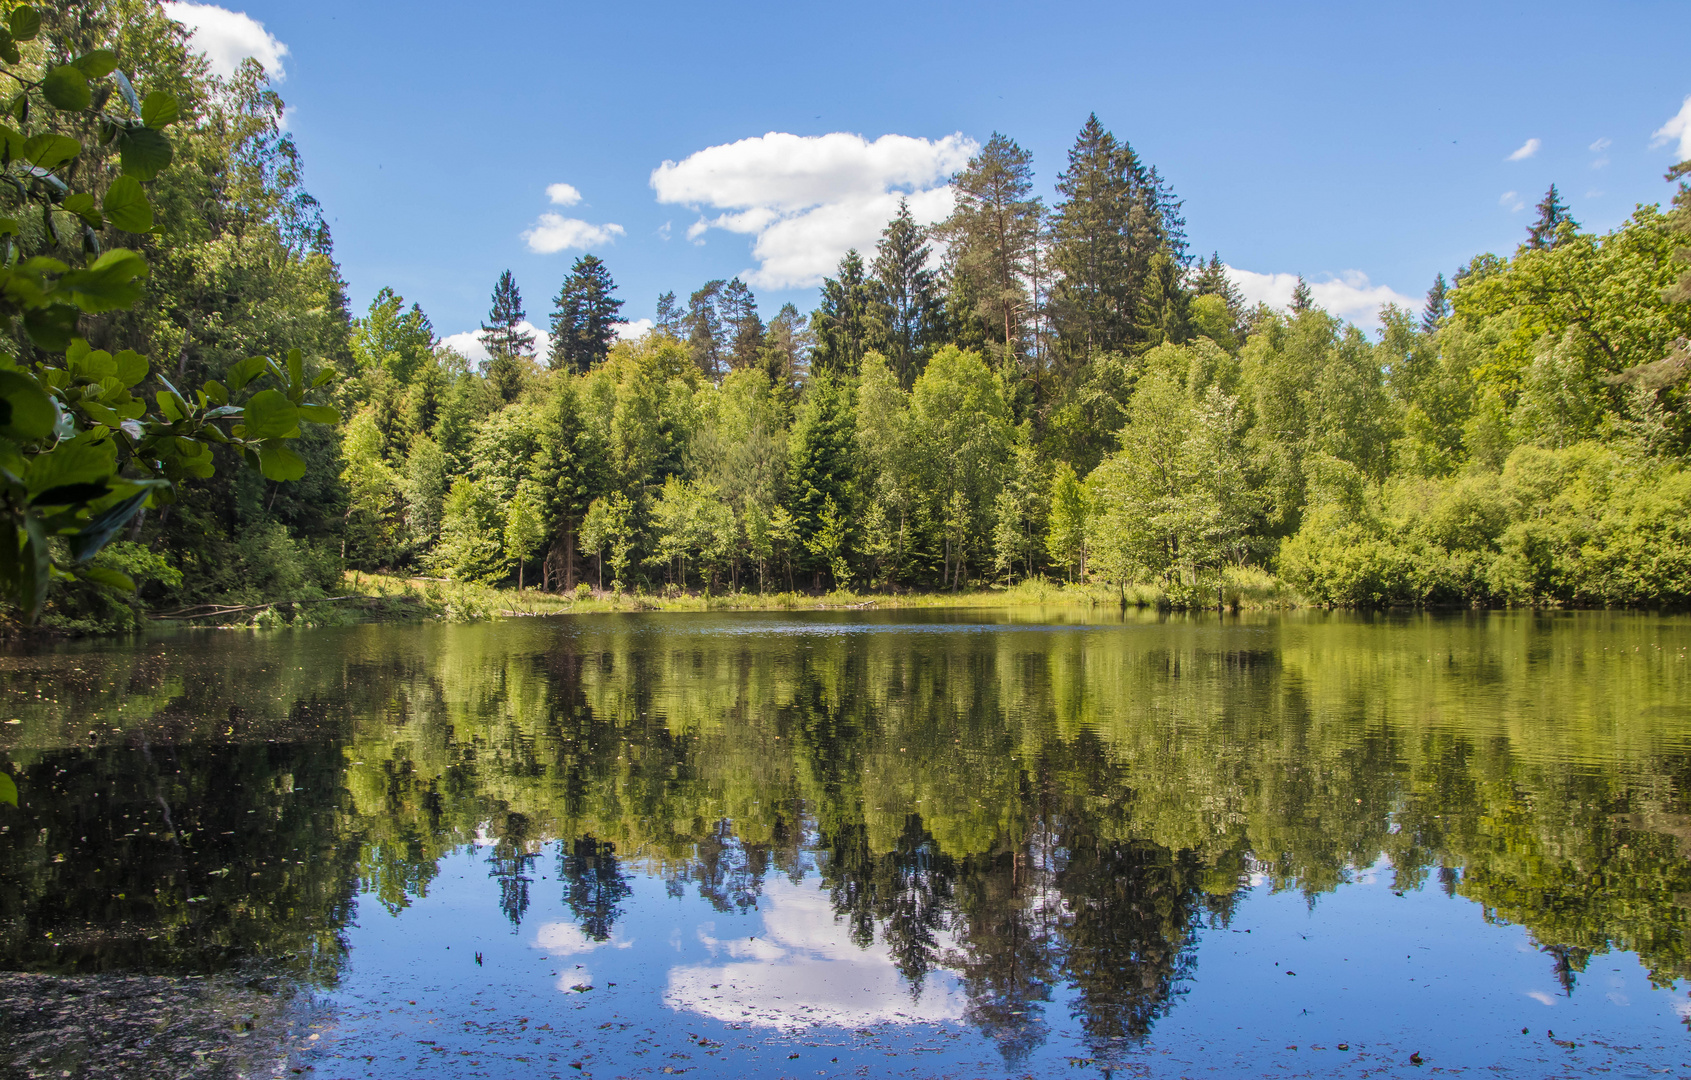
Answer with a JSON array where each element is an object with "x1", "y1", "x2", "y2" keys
[{"x1": 2, "y1": 609, "x2": 1690, "y2": 1069}]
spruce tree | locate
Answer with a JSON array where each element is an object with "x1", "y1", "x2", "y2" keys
[
  {"x1": 1289, "y1": 276, "x2": 1314, "y2": 314},
  {"x1": 480, "y1": 270, "x2": 533, "y2": 403},
  {"x1": 536, "y1": 381, "x2": 610, "y2": 590},
  {"x1": 549, "y1": 255, "x2": 624, "y2": 373},
  {"x1": 655, "y1": 291, "x2": 683, "y2": 337},
  {"x1": 1421, "y1": 273, "x2": 1450, "y2": 334},
  {"x1": 872, "y1": 198, "x2": 943, "y2": 386},
  {"x1": 811, "y1": 249, "x2": 883, "y2": 378},
  {"x1": 1048, "y1": 114, "x2": 1173, "y2": 365},
  {"x1": 1526, "y1": 185, "x2": 1578, "y2": 250}
]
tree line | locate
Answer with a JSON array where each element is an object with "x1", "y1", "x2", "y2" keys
[{"x1": 332, "y1": 130, "x2": 1691, "y2": 607}]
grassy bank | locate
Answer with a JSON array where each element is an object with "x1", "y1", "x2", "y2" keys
[{"x1": 147, "y1": 566, "x2": 1296, "y2": 629}]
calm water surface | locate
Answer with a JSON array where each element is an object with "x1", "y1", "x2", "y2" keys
[{"x1": 2, "y1": 609, "x2": 1690, "y2": 1079}]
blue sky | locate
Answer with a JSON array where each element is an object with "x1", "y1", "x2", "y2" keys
[{"x1": 163, "y1": 0, "x2": 1691, "y2": 353}]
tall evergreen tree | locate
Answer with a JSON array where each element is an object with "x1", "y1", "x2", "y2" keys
[
  {"x1": 655, "y1": 291, "x2": 683, "y2": 337},
  {"x1": 760, "y1": 302, "x2": 811, "y2": 400},
  {"x1": 684, "y1": 280, "x2": 728, "y2": 379},
  {"x1": 811, "y1": 250, "x2": 883, "y2": 378},
  {"x1": 548, "y1": 255, "x2": 625, "y2": 373},
  {"x1": 1048, "y1": 115, "x2": 1173, "y2": 365},
  {"x1": 720, "y1": 277, "x2": 765, "y2": 371},
  {"x1": 1525, "y1": 185, "x2": 1578, "y2": 250},
  {"x1": 1289, "y1": 276, "x2": 1314, "y2": 314},
  {"x1": 786, "y1": 374, "x2": 856, "y2": 579},
  {"x1": 935, "y1": 133, "x2": 1042, "y2": 363},
  {"x1": 872, "y1": 198, "x2": 944, "y2": 386},
  {"x1": 480, "y1": 270, "x2": 533, "y2": 403},
  {"x1": 537, "y1": 381, "x2": 610, "y2": 590},
  {"x1": 1421, "y1": 273, "x2": 1450, "y2": 334}
]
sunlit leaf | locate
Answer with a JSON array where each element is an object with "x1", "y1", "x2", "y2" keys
[
  {"x1": 101, "y1": 176, "x2": 152, "y2": 232},
  {"x1": 41, "y1": 66, "x2": 92, "y2": 112}
]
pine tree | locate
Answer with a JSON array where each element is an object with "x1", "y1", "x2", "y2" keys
[
  {"x1": 1048, "y1": 115, "x2": 1176, "y2": 365},
  {"x1": 872, "y1": 198, "x2": 944, "y2": 386},
  {"x1": 548, "y1": 255, "x2": 624, "y2": 373},
  {"x1": 811, "y1": 250, "x2": 883, "y2": 378},
  {"x1": 1421, "y1": 273, "x2": 1450, "y2": 334},
  {"x1": 480, "y1": 270, "x2": 533, "y2": 403},
  {"x1": 685, "y1": 279, "x2": 728, "y2": 379},
  {"x1": 1526, "y1": 185, "x2": 1578, "y2": 250},
  {"x1": 720, "y1": 277, "x2": 764, "y2": 371},
  {"x1": 934, "y1": 132, "x2": 1042, "y2": 365},
  {"x1": 655, "y1": 291, "x2": 683, "y2": 337}
]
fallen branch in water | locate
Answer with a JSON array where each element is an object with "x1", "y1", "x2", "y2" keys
[{"x1": 147, "y1": 596, "x2": 369, "y2": 620}]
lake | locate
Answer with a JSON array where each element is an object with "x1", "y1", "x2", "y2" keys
[{"x1": 2, "y1": 609, "x2": 1689, "y2": 1079}]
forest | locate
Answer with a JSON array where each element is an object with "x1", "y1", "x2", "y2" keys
[{"x1": 4, "y1": 1, "x2": 1691, "y2": 631}]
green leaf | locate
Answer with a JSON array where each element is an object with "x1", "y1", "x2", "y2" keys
[
  {"x1": 286, "y1": 348, "x2": 303, "y2": 389},
  {"x1": 114, "y1": 349, "x2": 148, "y2": 388},
  {"x1": 0, "y1": 772, "x2": 16, "y2": 808},
  {"x1": 257, "y1": 441, "x2": 306, "y2": 481},
  {"x1": 0, "y1": 124, "x2": 22, "y2": 165},
  {"x1": 68, "y1": 491, "x2": 147, "y2": 562},
  {"x1": 23, "y1": 304, "x2": 79, "y2": 351},
  {"x1": 41, "y1": 66, "x2": 92, "y2": 112},
  {"x1": 242, "y1": 389, "x2": 299, "y2": 439},
  {"x1": 56, "y1": 248, "x2": 147, "y2": 312},
  {"x1": 0, "y1": 369, "x2": 55, "y2": 440},
  {"x1": 71, "y1": 50, "x2": 118, "y2": 80},
  {"x1": 9, "y1": 7, "x2": 40, "y2": 41},
  {"x1": 101, "y1": 176, "x2": 152, "y2": 232},
  {"x1": 117, "y1": 127, "x2": 171, "y2": 180},
  {"x1": 156, "y1": 390, "x2": 183, "y2": 422},
  {"x1": 17, "y1": 513, "x2": 49, "y2": 622},
  {"x1": 297, "y1": 403, "x2": 340, "y2": 425},
  {"x1": 80, "y1": 565, "x2": 134, "y2": 591},
  {"x1": 25, "y1": 438, "x2": 115, "y2": 496},
  {"x1": 0, "y1": 30, "x2": 17, "y2": 67},
  {"x1": 24, "y1": 133, "x2": 81, "y2": 170},
  {"x1": 60, "y1": 192, "x2": 100, "y2": 228},
  {"x1": 140, "y1": 91, "x2": 179, "y2": 129},
  {"x1": 311, "y1": 365, "x2": 338, "y2": 388},
  {"x1": 225, "y1": 356, "x2": 265, "y2": 393},
  {"x1": 202, "y1": 380, "x2": 227, "y2": 406}
]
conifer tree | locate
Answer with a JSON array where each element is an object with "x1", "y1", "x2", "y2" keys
[
  {"x1": 1421, "y1": 273, "x2": 1450, "y2": 334},
  {"x1": 655, "y1": 291, "x2": 683, "y2": 337},
  {"x1": 1289, "y1": 276, "x2": 1315, "y2": 314},
  {"x1": 685, "y1": 279, "x2": 729, "y2": 378},
  {"x1": 480, "y1": 270, "x2": 533, "y2": 403},
  {"x1": 536, "y1": 381, "x2": 610, "y2": 590},
  {"x1": 935, "y1": 133, "x2": 1042, "y2": 364},
  {"x1": 548, "y1": 255, "x2": 624, "y2": 373},
  {"x1": 811, "y1": 250, "x2": 883, "y2": 378},
  {"x1": 1526, "y1": 185, "x2": 1578, "y2": 250},
  {"x1": 1049, "y1": 115, "x2": 1154, "y2": 361},
  {"x1": 786, "y1": 375, "x2": 856, "y2": 582},
  {"x1": 721, "y1": 277, "x2": 764, "y2": 371},
  {"x1": 872, "y1": 198, "x2": 944, "y2": 386}
]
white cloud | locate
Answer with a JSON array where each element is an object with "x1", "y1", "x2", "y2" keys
[
  {"x1": 613, "y1": 318, "x2": 652, "y2": 342},
  {"x1": 1507, "y1": 137, "x2": 1541, "y2": 161},
  {"x1": 1225, "y1": 267, "x2": 1416, "y2": 329},
  {"x1": 545, "y1": 183, "x2": 582, "y2": 207},
  {"x1": 1589, "y1": 137, "x2": 1611, "y2": 153},
  {"x1": 522, "y1": 214, "x2": 625, "y2": 255},
  {"x1": 160, "y1": 2, "x2": 287, "y2": 80},
  {"x1": 651, "y1": 131, "x2": 977, "y2": 289},
  {"x1": 440, "y1": 320, "x2": 550, "y2": 368},
  {"x1": 1500, "y1": 190, "x2": 1526, "y2": 212},
  {"x1": 664, "y1": 879, "x2": 966, "y2": 1028},
  {"x1": 1651, "y1": 95, "x2": 1691, "y2": 161},
  {"x1": 532, "y1": 922, "x2": 632, "y2": 955}
]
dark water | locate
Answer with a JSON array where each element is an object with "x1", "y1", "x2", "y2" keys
[{"x1": 3, "y1": 609, "x2": 1691, "y2": 1079}]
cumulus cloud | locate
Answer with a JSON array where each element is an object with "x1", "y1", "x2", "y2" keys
[
  {"x1": 1507, "y1": 137, "x2": 1541, "y2": 161},
  {"x1": 650, "y1": 131, "x2": 977, "y2": 289},
  {"x1": 664, "y1": 879, "x2": 966, "y2": 1028},
  {"x1": 1225, "y1": 267, "x2": 1416, "y2": 329},
  {"x1": 545, "y1": 183, "x2": 582, "y2": 207},
  {"x1": 1500, "y1": 190, "x2": 1525, "y2": 212},
  {"x1": 614, "y1": 318, "x2": 653, "y2": 341},
  {"x1": 1652, "y1": 94, "x2": 1691, "y2": 161},
  {"x1": 160, "y1": 2, "x2": 287, "y2": 80},
  {"x1": 440, "y1": 321, "x2": 550, "y2": 368},
  {"x1": 522, "y1": 214, "x2": 625, "y2": 255}
]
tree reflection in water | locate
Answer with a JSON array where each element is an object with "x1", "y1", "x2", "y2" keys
[{"x1": 2, "y1": 610, "x2": 1689, "y2": 1065}]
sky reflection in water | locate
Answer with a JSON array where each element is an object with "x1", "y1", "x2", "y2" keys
[{"x1": 1, "y1": 609, "x2": 1689, "y2": 1078}]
